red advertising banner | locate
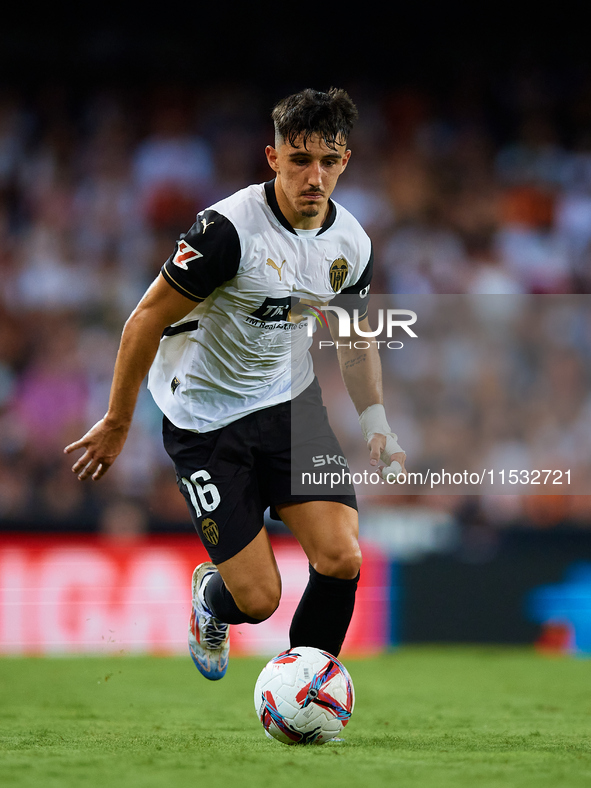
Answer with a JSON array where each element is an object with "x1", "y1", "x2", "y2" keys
[{"x1": 0, "y1": 535, "x2": 389, "y2": 656}]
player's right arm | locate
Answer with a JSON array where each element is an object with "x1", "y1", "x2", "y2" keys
[
  {"x1": 64, "y1": 275, "x2": 198, "y2": 481},
  {"x1": 65, "y1": 209, "x2": 241, "y2": 481}
]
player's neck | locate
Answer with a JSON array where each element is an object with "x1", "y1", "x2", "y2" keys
[{"x1": 273, "y1": 179, "x2": 329, "y2": 230}]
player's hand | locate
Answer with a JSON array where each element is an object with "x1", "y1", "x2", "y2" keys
[
  {"x1": 368, "y1": 433, "x2": 406, "y2": 471},
  {"x1": 359, "y1": 405, "x2": 406, "y2": 481},
  {"x1": 64, "y1": 418, "x2": 129, "y2": 481}
]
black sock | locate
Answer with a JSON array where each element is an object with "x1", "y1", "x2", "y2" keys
[
  {"x1": 289, "y1": 565, "x2": 359, "y2": 657},
  {"x1": 203, "y1": 571, "x2": 264, "y2": 625}
]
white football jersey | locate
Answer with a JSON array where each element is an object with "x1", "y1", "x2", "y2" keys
[{"x1": 147, "y1": 180, "x2": 373, "y2": 432}]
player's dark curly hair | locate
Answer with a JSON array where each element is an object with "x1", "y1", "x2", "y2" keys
[{"x1": 271, "y1": 88, "x2": 358, "y2": 150}]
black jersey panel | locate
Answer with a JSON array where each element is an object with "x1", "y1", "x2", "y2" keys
[{"x1": 162, "y1": 209, "x2": 241, "y2": 301}]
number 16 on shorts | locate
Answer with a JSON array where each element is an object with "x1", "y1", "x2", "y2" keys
[{"x1": 182, "y1": 470, "x2": 221, "y2": 516}]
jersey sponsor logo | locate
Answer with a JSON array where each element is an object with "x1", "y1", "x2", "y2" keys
[
  {"x1": 359, "y1": 285, "x2": 370, "y2": 298},
  {"x1": 172, "y1": 240, "x2": 203, "y2": 270},
  {"x1": 329, "y1": 258, "x2": 349, "y2": 292},
  {"x1": 201, "y1": 518, "x2": 219, "y2": 546},
  {"x1": 249, "y1": 296, "x2": 292, "y2": 322},
  {"x1": 266, "y1": 257, "x2": 286, "y2": 281}
]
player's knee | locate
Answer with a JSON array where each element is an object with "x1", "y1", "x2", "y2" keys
[
  {"x1": 237, "y1": 587, "x2": 281, "y2": 622},
  {"x1": 315, "y1": 545, "x2": 362, "y2": 580}
]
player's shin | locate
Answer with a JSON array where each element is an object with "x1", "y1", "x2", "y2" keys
[{"x1": 289, "y1": 564, "x2": 359, "y2": 657}]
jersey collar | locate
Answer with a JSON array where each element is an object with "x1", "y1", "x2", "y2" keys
[{"x1": 264, "y1": 179, "x2": 336, "y2": 236}]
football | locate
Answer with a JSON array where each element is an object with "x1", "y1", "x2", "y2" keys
[{"x1": 253, "y1": 646, "x2": 355, "y2": 745}]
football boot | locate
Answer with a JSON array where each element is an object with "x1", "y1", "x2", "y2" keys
[{"x1": 188, "y1": 562, "x2": 230, "y2": 680}]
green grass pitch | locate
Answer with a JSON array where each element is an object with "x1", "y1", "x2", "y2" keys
[{"x1": 1, "y1": 647, "x2": 590, "y2": 788}]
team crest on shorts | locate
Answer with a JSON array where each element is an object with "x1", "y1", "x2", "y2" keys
[
  {"x1": 201, "y1": 518, "x2": 219, "y2": 546},
  {"x1": 329, "y1": 257, "x2": 349, "y2": 292}
]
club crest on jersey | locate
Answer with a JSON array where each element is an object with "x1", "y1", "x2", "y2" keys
[
  {"x1": 329, "y1": 257, "x2": 349, "y2": 292},
  {"x1": 201, "y1": 518, "x2": 219, "y2": 546},
  {"x1": 173, "y1": 240, "x2": 203, "y2": 270}
]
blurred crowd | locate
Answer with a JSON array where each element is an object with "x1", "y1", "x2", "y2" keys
[{"x1": 1, "y1": 71, "x2": 591, "y2": 535}]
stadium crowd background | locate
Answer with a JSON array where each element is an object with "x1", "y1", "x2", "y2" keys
[{"x1": 1, "y1": 34, "x2": 591, "y2": 541}]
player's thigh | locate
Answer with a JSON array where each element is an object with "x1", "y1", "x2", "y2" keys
[
  {"x1": 163, "y1": 415, "x2": 266, "y2": 564},
  {"x1": 216, "y1": 526, "x2": 282, "y2": 619},
  {"x1": 275, "y1": 500, "x2": 361, "y2": 579}
]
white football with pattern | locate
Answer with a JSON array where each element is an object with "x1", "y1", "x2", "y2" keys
[{"x1": 254, "y1": 646, "x2": 355, "y2": 745}]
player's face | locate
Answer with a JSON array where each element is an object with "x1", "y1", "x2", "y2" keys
[{"x1": 265, "y1": 134, "x2": 351, "y2": 229}]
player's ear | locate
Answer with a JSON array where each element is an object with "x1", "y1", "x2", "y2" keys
[
  {"x1": 341, "y1": 149, "x2": 352, "y2": 170},
  {"x1": 265, "y1": 145, "x2": 280, "y2": 173}
]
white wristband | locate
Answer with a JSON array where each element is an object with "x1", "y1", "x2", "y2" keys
[
  {"x1": 358, "y1": 404, "x2": 391, "y2": 442},
  {"x1": 358, "y1": 404, "x2": 405, "y2": 460}
]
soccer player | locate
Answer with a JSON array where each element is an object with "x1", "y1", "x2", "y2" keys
[{"x1": 65, "y1": 88, "x2": 406, "y2": 680}]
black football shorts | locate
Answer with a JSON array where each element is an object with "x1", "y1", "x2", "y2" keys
[{"x1": 162, "y1": 377, "x2": 357, "y2": 564}]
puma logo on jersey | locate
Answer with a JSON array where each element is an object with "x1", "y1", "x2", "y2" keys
[
  {"x1": 173, "y1": 240, "x2": 203, "y2": 270},
  {"x1": 201, "y1": 218, "x2": 214, "y2": 233},
  {"x1": 266, "y1": 258, "x2": 286, "y2": 281}
]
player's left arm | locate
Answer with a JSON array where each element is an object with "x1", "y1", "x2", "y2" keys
[{"x1": 328, "y1": 313, "x2": 406, "y2": 476}]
